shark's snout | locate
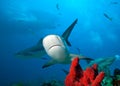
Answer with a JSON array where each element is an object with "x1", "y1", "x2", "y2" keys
[{"x1": 42, "y1": 35, "x2": 69, "y2": 62}]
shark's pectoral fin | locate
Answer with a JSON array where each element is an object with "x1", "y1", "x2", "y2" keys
[
  {"x1": 15, "y1": 45, "x2": 46, "y2": 58},
  {"x1": 42, "y1": 60, "x2": 57, "y2": 69}
]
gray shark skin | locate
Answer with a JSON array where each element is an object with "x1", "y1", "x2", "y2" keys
[{"x1": 15, "y1": 19, "x2": 78, "y2": 58}]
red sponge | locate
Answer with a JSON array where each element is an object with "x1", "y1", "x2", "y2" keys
[{"x1": 65, "y1": 57, "x2": 105, "y2": 86}]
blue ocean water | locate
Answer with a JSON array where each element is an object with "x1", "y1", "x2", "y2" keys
[{"x1": 0, "y1": 0, "x2": 120, "y2": 86}]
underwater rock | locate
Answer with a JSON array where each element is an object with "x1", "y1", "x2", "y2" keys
[
  {"x1": 114, "y1": 68, "x2": 120, "y2": 76},
  {"x1": 102, "y1": 68, "x2": 120, "y2": 86},
  {"x1": 113, "y1": 68, "x2": 120, "y2": 86},
  {"x1": 102, "y1": 76, "x2": 113, "y2": 86},
  {"x1": 65, "y1": 57, "x2": 105, "y2": 86}
]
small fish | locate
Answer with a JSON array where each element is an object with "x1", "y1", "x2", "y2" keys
[
  {"x1": 104, "y1": 13, "x2": 112, "y2": 21},
  {"x1": 76, "y1": 48, "x2": 81, "y2": 54},
  {"x1": 111, "y1": 2, "x2": 118, "y2": 5},
  {"x1": 56, "y1": 3, "x2": 60, "y2": 10},
  {"x1": 62, "y1": 69, "x2": 69, "y2": 75}
]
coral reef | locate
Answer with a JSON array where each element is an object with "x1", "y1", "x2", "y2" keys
[
  {"x1": 65, "y1": 57, "x2": 105, "y2": 86},
  {"x1": 102, "y1": 68, "x2": 120, "y2": 86},
  {"x1": 113, "y1": 68, "x2": 120, "y2": 86},
  {"x1": 102, "y1": 76, "x2": 113, "y2": 86},
  {"x1": 41, "y1": 80, "x2": 64, "y2": 86}
]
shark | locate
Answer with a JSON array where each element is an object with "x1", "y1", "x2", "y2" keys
[
  {"x1": 16, "y1": 18, "x2": 92, "y2": 69},
  {"x1": 15, "y1": 19, "x2": 78, "y2": 58},
  {"x1": 62, "y1": 55, "x2": 120, "y2": 75},
  {"x1": 42, "y1": 25, "x2": 93, "y2": 68},
  {"x1": 85, "y1": 55, "x2": 120, "y2": 72}
]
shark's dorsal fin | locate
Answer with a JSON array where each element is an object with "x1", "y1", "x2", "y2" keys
[{"x1": 62, "y1": 19, "x2": 78, "y2": 46}]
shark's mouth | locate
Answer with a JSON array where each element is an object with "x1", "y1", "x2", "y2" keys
[
  {"x1": 48, "y1": 44, "x2": 62, "y2": 50},
  {"x1": 47, "y1": 44, "x2": 68, "y2": 62}
]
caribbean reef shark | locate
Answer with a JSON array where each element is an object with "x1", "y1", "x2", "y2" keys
[
  {"x1": 15, "y1": 19, "x2": 78, "y2": 58},
  {"x1": 85, "y1": 55, "x2": 120, "y2": 72},
  {"x1": 62, "y1": 55, "x2": 120, "y2": 74}
]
